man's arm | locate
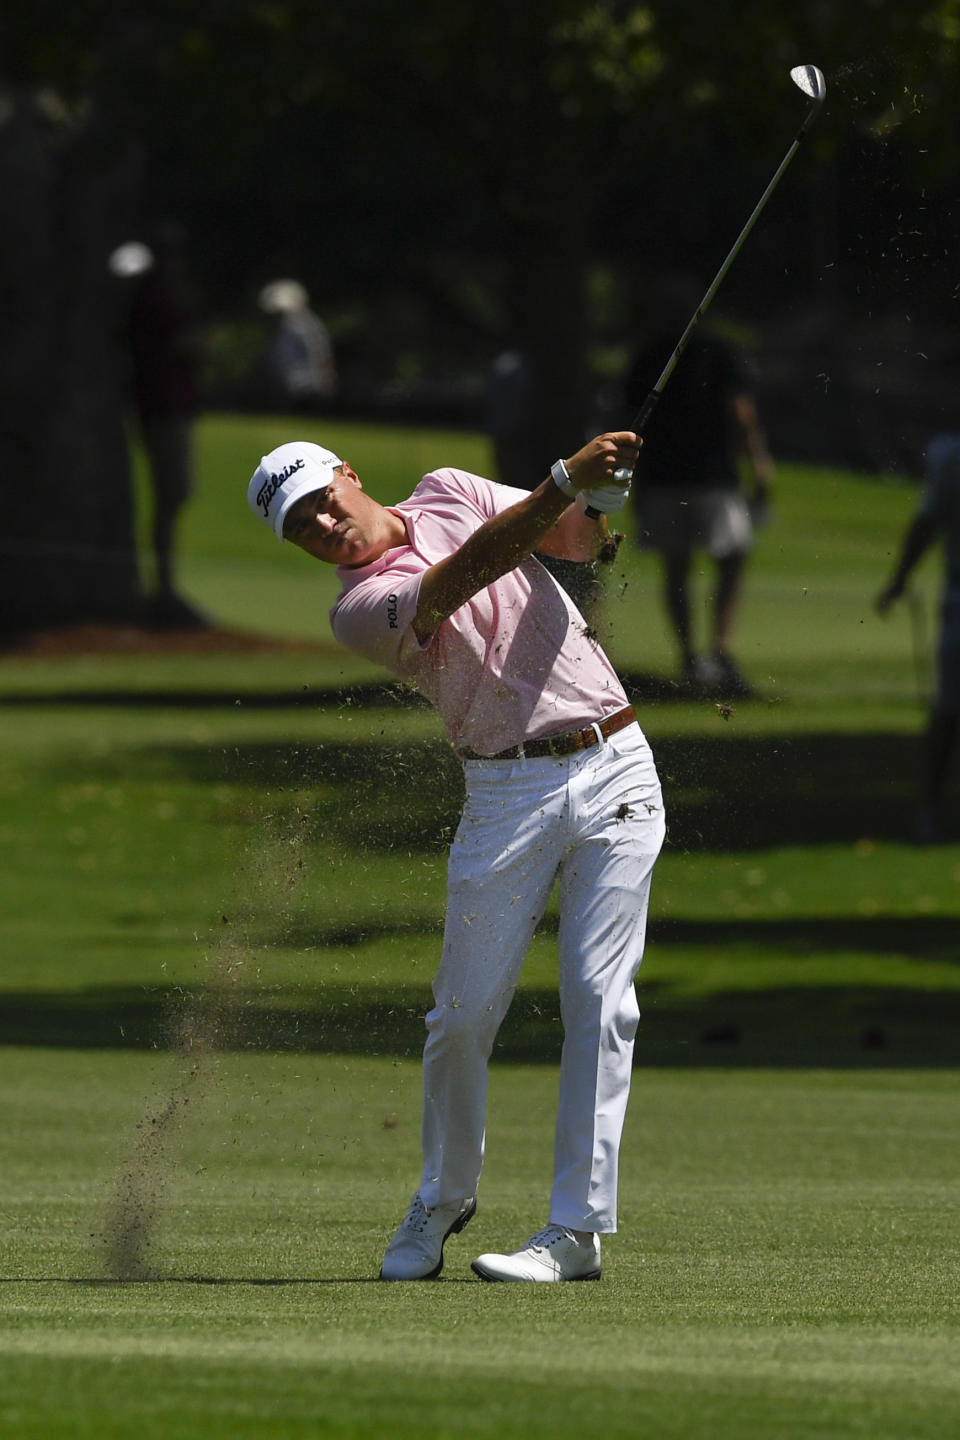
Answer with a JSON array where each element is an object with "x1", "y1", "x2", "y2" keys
[
  {"x1": 535, "y1": 500, "x2": 609, "y2": 562},
  {"x1": 732, "y1": 392, "x2": 774, "y2": 498},
  {"x1": 875, "y1": 511, "x2": 940, "y2": 614},
  {"x1": 413, "y1": 432, "x2": 637, "y2": 641}
]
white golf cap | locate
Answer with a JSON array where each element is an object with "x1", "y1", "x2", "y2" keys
[{"x1": 248, "y1": 441, "x2": 343, "y2": 540}]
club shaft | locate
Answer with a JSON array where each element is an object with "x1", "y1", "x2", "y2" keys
[
  {"x1": 630, "y1": 132, "x2": 807, "y2": 437},
  {"x1": 594, "y1": 91, "x2": 823, "y2": 511}
]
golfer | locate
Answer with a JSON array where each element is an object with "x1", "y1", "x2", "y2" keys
[{"x1": 247, "y1": 431, "x2": 665, "y2": 1282}]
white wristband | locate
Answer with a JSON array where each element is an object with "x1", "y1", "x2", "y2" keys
[{"x1": 550, "y1": 458, "x2": 578, "y2": 499}]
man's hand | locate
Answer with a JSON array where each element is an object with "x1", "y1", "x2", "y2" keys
[
  {"x1": 413, "y1": 431, "x2": 639, "y2": 641},
  {"x1": 563, "y1": 432, "x2": 640, "y2": 493},
  {"x1": 875, "y1": 580, "x2": 904, "y2": 617},
  {"x1": 875, "y1": 513, "x2": 938, "y2": 618}
]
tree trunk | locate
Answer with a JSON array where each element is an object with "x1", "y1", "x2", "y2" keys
[{"x1": 0, "y1": 92, "x2": 142, "y2": 637}]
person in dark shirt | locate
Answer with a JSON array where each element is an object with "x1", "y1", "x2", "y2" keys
[
  {"x1": 128, "y1": 221, "x2": 206, "y2": 628},
  {"x1": 625, "y1": 330, "x2": 774, "y2": 696}
]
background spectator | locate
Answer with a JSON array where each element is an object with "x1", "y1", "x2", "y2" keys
[
  {"x1": 128, "y1": 220, "x2": 207, "y2": 629},
  {"x1": 258, "y1": 279, "x2": 337, "y2": 412},
  {"x1": 876, "y1": 432, "x2": 960, "y2": 841},
  {"x1": 624, "y1": 323, "x2": 774, "y2": 697}
]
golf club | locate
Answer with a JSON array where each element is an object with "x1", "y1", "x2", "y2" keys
[{"x1": 591, "y1": 63, "x2": 827, "y2": 511}]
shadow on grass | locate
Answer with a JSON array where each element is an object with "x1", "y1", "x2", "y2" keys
[
  {"x1": 3, "y1": 962, "x2": 958, "y2": 1069},
  {"x1": 0, "y1": 680, "x2": 428, "y2": 711},
  {"x1": 263, "y1": 912, "x2": 960, "y2": 963},
  {"x1": 4, "y1": 654, "x2": 940, "y2": 849},
  {"x1": 0, "y1": 1275, "x2": 388, "y2": 1286},
  {"x1": 24, "y1": 727, "x2": 935, "y2": 852},
  {"x1": 0, "y1": 672, "x2": 687, "y2": 710}
]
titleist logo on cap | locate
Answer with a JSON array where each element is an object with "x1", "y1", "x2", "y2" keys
[{"x1": 257, "y1": 457, "x2": 305, "y2": 517}]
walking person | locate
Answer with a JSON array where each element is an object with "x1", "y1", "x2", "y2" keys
[
  {"x1": 876, "y1": 432, "x2": 960, "y2": 842},
  {"x1": 247, "y1": 429, "x2": 664, "y2": 1282},
  {"x1": 128, "y1": 220, "x2": 207, "y2": 628},
  {"x1": 625, "y1": 326, "x2": 774, "y2": 696}
]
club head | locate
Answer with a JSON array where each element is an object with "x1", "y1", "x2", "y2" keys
[{"x1": 790, "y1": 64, "x2": 826, "y2": 105}]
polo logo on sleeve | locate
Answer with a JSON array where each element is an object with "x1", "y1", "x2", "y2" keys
[
  {"x1": 257, "y1": 457, "x2": 305, "y2": 517},
  {"x1": 386, "y1": 594, "x2": 399, "y2": 629}
]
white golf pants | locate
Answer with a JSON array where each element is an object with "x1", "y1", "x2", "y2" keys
[{"x1": 418, "y1": 722, "x2": 665, "y2": 1232}]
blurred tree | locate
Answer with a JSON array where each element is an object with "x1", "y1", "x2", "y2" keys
[{"x1": 0, "y1": 90, "x2": 143, "y2": 634}]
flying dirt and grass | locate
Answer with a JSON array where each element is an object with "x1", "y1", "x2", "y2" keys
[{"x1": 0, "y1": 414, "x2": 957, "y2": 1439}]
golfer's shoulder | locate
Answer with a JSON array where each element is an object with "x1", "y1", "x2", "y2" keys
[
  {"x1": 416, "y1": 465, "x2": 489, "y2": 495},
  {"x1": 413, "y1": 467, "x2": 505, "y2": 517},
  {"x1": 330, "y1": 561, "x2": 420, "y2": 663}
]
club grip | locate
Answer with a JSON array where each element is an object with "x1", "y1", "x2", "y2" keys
[
  {"x1": 632, "y1": 387, "x2": 662, "y2": 436},
  {"x1": 584, "y1": 388, "x2": 661, "y2": 519},
  {"x1": 612, "y1": 386, "x2": 661, "y2": 487}
]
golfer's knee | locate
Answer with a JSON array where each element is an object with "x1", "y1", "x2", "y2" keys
[{"x1": 425, "y1": 997, "x2": 501, "y2": 1056}]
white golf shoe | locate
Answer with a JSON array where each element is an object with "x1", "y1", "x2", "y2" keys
[
  {"x1": 379, "y1": 1191, "x2": 477, "y2": 1280},
  {"x1": 471, "y1": 1224, "x2": 602, "y2": 1283}
]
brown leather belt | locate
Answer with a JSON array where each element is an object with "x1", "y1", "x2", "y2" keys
[{"x1": 459, "y1": 705, "x2": 637, "y2": 762}]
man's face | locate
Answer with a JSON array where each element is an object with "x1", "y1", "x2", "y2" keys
[{"x1": 282, "y1": 465, "x2": 388, "y2": 567}]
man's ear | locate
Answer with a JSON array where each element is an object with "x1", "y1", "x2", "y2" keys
[{"x1": 340, "y1": 463, "x2": 361, "y2": 488}]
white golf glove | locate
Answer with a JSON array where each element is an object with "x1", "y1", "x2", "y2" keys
[{"x1": 576, "y1": 480, "x2": 631, "y2": 516}]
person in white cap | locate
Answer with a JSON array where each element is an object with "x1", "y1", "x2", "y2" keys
[
  {"x1": 257, "y1": 279, "x2": 337, "y2": 410},
  {"x1": 247, "y1": 432, "x2": 665, "y2": 1282}
]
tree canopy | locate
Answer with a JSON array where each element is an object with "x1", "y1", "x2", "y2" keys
[{"x1": 2, "y1": 3, "x2": 959, "y2": 628}]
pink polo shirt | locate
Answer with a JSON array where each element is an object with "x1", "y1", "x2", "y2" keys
[{"x1": 330, "y1": 467, "x2": 630, "y2": 755}]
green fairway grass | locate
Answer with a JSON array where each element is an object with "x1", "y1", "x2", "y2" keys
[
  {"x1": 1, "y1": 1051, "x2": 958, "y2": 1439},
  {"x1": 0, "y1": 414, "x2": 958, "y2": 1437}
]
